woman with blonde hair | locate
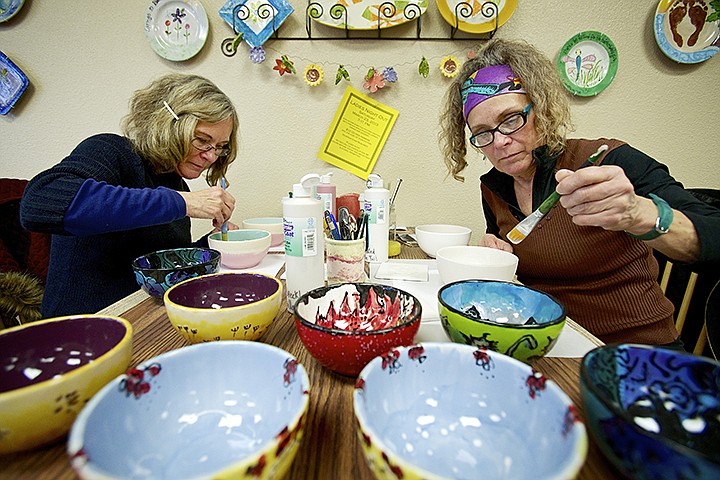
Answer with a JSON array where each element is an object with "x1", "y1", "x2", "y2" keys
[
  {"x1": 439, "y1": 39, "x2": 720, "y2": 348},
  {"x1": 21, "y1": 73, "x2": 239, "y2": 317}
]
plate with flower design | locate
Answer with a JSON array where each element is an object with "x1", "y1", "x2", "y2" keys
[
  {"x1": 557, "y1": 31, "x2": 619, "y2": 97},
  {"x1": 144, "y1": 0, "x2": 209, "y2": 62}
]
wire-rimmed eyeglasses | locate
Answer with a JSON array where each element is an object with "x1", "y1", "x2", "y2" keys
[{"x1": 191, "y1": 137, "x2": 230, "y2": 158}]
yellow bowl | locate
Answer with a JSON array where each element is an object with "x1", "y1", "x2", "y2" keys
[
  {"x1": 0, "y1": 315, "x2": 132, "y2": 454},
  {"x1": 164, "y1": 272, "x2": 283, "y2": 343}
]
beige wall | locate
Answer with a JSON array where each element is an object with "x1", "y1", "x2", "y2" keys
[{"x1": 2, "y1": 0, "x2": 718, "y2": 242}]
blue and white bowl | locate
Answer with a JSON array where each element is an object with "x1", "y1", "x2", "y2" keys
[
  {"x1": 68, "y1": 341, "x2": 310, "y2": 480},
  {"x1": 581, "y1": 344, "x2": 720, "y2": 480},
  {"x1": 132, "y1": 247, "x2": 221, "y2": 300},
  {"x1": 354, "y1": 343, "x2": 588, "y2": 479}
]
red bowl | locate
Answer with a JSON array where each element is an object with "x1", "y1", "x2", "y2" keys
[{"x1": 294, "y1": 283, "x2": 422, "y2": 377}]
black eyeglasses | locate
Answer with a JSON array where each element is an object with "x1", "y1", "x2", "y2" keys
[
  {"x1": 469, "y1": 103, "x2": 532, "y2": 149},
  {"x1": 191, "y1": 137, "x2": 230, "y2": 158}
]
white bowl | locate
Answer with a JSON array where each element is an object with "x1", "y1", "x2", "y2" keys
[
  {"x1": 242, "y1": 218, "x2": 283, "y2": 247},
  {"x1": 436, "y1": 245, "x2": 518, "y2": 285},
  {"x1": 68, "y1": 341, "x2": 310, "y2": 480},
  {"x1": 208, "y1": 229, "x2": 271, "y2": 269},
  {"x1": 414, "y1": 224, "x2": 472, "y2": 258}
]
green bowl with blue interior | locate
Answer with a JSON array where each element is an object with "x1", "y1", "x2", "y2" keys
[{"x1": 438, "y1": 280, "x2": 566, "y2": 363}]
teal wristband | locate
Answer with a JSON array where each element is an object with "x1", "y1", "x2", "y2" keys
[{"x1": 628, "y1": 193, "x2": 673, "y2": 241}]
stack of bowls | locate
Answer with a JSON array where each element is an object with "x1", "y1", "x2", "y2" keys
[
  {"x1": 242, "y1": 217, "x2": 284, "y2": 247},
  {"x1": 208, "y1": 229, "x2": 271, "y2": 269}
]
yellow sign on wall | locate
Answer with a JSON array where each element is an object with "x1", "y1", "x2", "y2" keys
[{"x1": 317, "y1": 86, "x2": 399, "y2": 180}]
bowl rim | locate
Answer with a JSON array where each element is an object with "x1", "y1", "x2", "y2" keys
[
  {"x1": 354, "y1": 342, "x2": 588, "y2": 479},
  {"x1": 438, "y1": 279, "x2": 566, "y2": 329},
  {"x1": 580, "y1": 343, "x2": 720, "y2": 464},
  {"x1": 414, "y1": 224, "x2": 472, "y2": 236},
  {"x1": 0, "y1": 315, "x2": 132, "y2": 399},
  {"x1": 163, "y1": 271, "x2": 282, "y2": 311},
  {"x1": 435, "y1": 245, "x2": 519, "y2": 263},
  {"x1": 131, "y1": 247, "x2": 221, "y2": 272},
  {"x1": 294, "y1": 283, "x2": 423, "y2": 336},
  {"x1": 67, "y1": 340, "x2": 311, "y2": 478},
  {"x1": 208, "y1": 228, "x2": 272, "y2": 242}
]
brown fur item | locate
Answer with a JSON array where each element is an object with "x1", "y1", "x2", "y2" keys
[{"x1": 0, "y1": 272, "x2": 44, "y2": 329}]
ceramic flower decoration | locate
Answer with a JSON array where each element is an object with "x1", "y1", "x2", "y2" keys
[
  {"x1": 418, "y1": 56, "x2": 429, "y2": 78},
  {"x1": 304, "y1": 64, "x2": 324, "y2": 86},
  {"x1": 363, "y1": 68, "x2": 385, "y2": 93},
  {"x1": 382, "y1": 67, "x2": 398, "y2": 83},
  {"x1": 335, "y1": 65, "x2": 350, "y2": 85},
  {"x1": 249, "y1": 46, "x2": 266, "y2": 64},
  {"x1": 273, "y1": 55, "x2": 296, "y2": 76},
  {"x1": 440, "y1": 56, "x2": 460, "y2": 78}
]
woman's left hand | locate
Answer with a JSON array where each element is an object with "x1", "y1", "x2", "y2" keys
[{"x1": 555, "y1": 165, "x2": 655, "y2": 234}]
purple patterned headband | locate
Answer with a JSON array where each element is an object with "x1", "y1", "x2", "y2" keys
[{"x1": 461, "y1": 64, "x2": 525, "y2": 121}]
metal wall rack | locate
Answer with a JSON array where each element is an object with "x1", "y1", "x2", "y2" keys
[{"x1": 222, "y1": 1, "x2": 499, "y2": 56}]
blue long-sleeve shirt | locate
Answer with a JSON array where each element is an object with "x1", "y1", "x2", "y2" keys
[{"x1": 20, "y1": 133, "x2": 198, "y2": 317}]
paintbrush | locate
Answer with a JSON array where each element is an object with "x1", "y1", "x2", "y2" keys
[
  {"x1": 221, "y1": 177, "x2": 228, "y2": 241},
  {"x1": 506, "y1": 144, "x2": 609, "y2": 245}
]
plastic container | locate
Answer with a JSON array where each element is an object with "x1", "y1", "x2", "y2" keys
[
  {"x1": 362, "y1": 173, "x2": 390, "y2": 263},
  {"x1": 316, "y1": 172, "x2": 337, "y2": 219},
  {"x1": 282, "y1": 174, "x2": 325, "y2": 312}
]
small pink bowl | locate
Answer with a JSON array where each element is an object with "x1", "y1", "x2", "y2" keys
[{"x1": 208, "y1": 230, "x2": 271, "y2": 269}]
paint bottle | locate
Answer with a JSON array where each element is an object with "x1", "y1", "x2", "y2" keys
[
  {"x1": 282, "y1": 173, "x2": 325, "y2": 312},
  {"x1": 362, "y1": 173, "x2": 390, "y2": 264},
  {"x1": 316, "y1": 172, "x2": 337, "y2": 219}
]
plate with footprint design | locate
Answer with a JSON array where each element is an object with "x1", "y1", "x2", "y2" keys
[{"x1": 654, "y1": 0, "x2": 719, "y2": 63}]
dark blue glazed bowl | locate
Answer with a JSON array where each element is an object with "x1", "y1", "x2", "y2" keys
[
  {"x1": 132, "y1": 247, "x2": 221, "y2": 300},
  {"x1": 580, "y1": 344, "x2": 720, "y2": 479}
]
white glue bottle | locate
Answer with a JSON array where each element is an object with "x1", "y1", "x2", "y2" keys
[
  {"x1": 316, "y1": 172, "x2": 337, "y2": 219},
  {"x1": 282, "y1": 173, "x2": 325, "y2": 312},
  {"x1": 363, "y1": 173, "x2": 390, "y2": 264}
]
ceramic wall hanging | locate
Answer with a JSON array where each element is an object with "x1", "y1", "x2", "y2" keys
[
  {"x1": 219, "y1": 0, "x2": 294, "y2": 47},
  {"x1": 557, "y1": 31, "x2": 618, "y2": 97},
  {"x1": 0, "y1": 51, "x2": 29, "y2": 115},
  {"x1": 144, "y1": 0, "x2": 209, "y2": 61},
  {"x1": 654, "y1": 0, "x2": 719, "y2": 64}
]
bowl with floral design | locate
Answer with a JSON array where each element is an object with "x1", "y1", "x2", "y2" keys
[
  {"x1": 438, "y1": 280, "x2": 566, "y2": 363},
  {"x1": 580, "y1": 344, "x2": 720, "y2": 480},
  {"x1": 132, "y1": 247, "x2": 221, "y2": 300},
  {"x1": 163, "y1": 272, "x2": 282, "y2": 344},
  {"x1": 0, "y1": 315, "x2": 132, "y2": 454},
  {"x1": 294, "y1": 283, "x2": 422, "y2": 377},
  {"x1": 354, "y1": 342, "x2": 588, "y2": 479},
  {"x1": 68, "y1": 341, "x2": 310, "y2": 480}
]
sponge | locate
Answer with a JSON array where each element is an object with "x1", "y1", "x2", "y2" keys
[{"x1": 388, "y1": 240, "x2": 401, "y2": 257}]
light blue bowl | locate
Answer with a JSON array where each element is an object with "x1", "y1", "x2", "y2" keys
[
  {"x1": 68, "y1": 341, "x2": 310, "y2": 479},
  {"x1": 581, "y1": 344, "x2": 720, "y2": 479},
  {"x1": 354, "y1": 343, "x2": 588, "y2": 479}
]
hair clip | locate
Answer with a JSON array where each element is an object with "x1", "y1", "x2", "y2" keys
[{"x1": 163, "y1": 101, "x2": 179, "y2": 121}]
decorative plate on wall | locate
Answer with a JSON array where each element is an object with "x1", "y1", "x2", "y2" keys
[
  {"x1": 0, "y1": 51, "x2": 29, "y2": 115},
  {"x1": 654, "y1": 0, "x2": 719, "y2": 64},
  {"x1": 437, "y1": 0, "x2": 517, "y2": 34},
  {"x1": 219, "y1": 0, "x2": 294, "y2": 47},
  {"x1": 308, "y1": 0, "x2": 428, "y2": 30},
  {"x1": 144, "y1": 0, "x2": 209, "y2": 61},
  {"x1": 0, "y1": 0, "x2": 25, "y2": 23},
  {"x1": 557, "y1": 31, "x2": 618, "y2": 97}
]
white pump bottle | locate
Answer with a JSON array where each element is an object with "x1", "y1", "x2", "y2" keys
[
  {"x1": 363, "y1": 173, "x2": 390, "y2": 263},
  {"x1": 282, "y1": 173, "x2": 325, "y2": 312}
]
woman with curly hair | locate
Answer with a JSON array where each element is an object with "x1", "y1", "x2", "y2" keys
[
  {"x1": 439, "y1": 39, "x2": 720, "y2": 348},
  {"x1": 21, "y1": 73, "x2": 239, "y2": 317}
]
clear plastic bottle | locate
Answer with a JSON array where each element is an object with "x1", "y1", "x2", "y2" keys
[
  {"x1": 282, "y1": 174, "x2": 325, "y2": 312},
  {"x1": 363, "y1": 173, "x2": 390, "y2": 264},
  {"x1": 316, "y1": 172, "x2": 336, "y2": 219}
]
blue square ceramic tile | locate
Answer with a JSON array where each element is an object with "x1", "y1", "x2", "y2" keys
[
  {"x1": 219, "y1": 0, "x2": 294, "y2": 48},
  {"x1": 0, "y1": 51, "x2": 29, "y2": 115}
]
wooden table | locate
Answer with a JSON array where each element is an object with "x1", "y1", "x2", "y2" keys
[{"x1": 2, "y1": 246, "x2": 620, "y2": 479}]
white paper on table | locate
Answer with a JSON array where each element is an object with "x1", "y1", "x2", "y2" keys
[
  {"x1": 374, "y1": 262, "x2": 429, "y2": 282},
  {"x1": 220, "y1": 253, "x2": 285, "y2": 278},
  {"x1": 372, "y1": 259, "x2": 598, "y2": 358}
]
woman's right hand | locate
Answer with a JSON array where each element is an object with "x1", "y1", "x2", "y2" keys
[
  {"x1": 178, "y1": 186, "x2": 235, "y2": 227},
  {"x1": 480, "y1": 233, "x2": 514, "y2": 253}
]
